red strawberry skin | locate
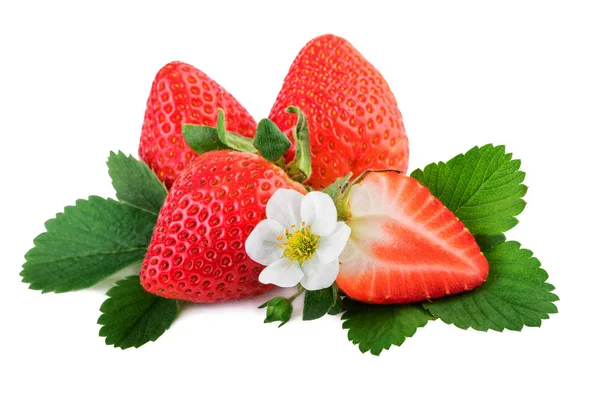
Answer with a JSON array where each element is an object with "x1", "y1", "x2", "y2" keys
[
  {"x1": 336, "y1": 171, "x2": 488, "y2": 304},
  {"x1": 140, "y1": 150, "x2": 306, "y2": 303},
  {"x1": 139, "y1": 62, "x2": 257, "y2": 188},
  {"x1": 269, "y1": 34, "x2": 409, "y2": 189}
]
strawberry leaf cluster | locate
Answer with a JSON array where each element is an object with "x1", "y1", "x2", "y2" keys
[{"x1": 21, "y1": 152, "x2": 179, "y2": 348}]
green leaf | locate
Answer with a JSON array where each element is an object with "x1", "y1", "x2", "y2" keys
[
  {"x1": 253, "y1": 118, "x2": 291, "y2": 161},
  {"x1": 182, "y1": 124, "x2": 229, "y2": 155},
  {"x1": 475, "y1": 233, "x2": 506, "y2": 251},
  {"x1": 284, "y1": 106, "x2": 312, "y2": 183},
  {"x1": 215, "y1": 109, "x2": 256, "y2": 153},
  {"x1": 341, "y1": 298, "x2": 434, "y2": 355},
  {"x1": 21, "y1": 196, "x2": 157, "y2": 293},
  {"x1": 411, "y1": 144, "x2": 527, "y2": 236},
  {"x1": 98, "y1": 276, "x2": 180, "y2": 349},
  {"x1": 107, "y1": 151, "x2": 167, "y2": 214},
  {"x1": 303, "y1": 285, "x2": 336, "y2": 321},
  {"x1": 423, "y1": 241, "x2": 559, "y2": 332},
  {"x1": 259, "y1": 296, "x2": 293, "y2": 327}
]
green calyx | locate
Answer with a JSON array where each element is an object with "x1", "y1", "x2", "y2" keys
[
  {"x1": 283, "y1": 106, "x2": 312, "y2": 183},
  {"x1": 323, "y1": 172, "x2": 353, "y2": 221},
  {"x1": 258, "y1": 296, "x2": 294, "y2": 327},
  {"x1": 182, "y1": 107, "x2": 312, "y2": 184}
]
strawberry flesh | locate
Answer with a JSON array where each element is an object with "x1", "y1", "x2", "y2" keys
[{"x1": 337, "y1": 171, "x2": 489, "y2": 304}]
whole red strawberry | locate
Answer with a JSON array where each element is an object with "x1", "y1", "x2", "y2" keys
[
  {"x1": 269, "y1": 34, "x2": 409, "y2": 189},
  {"x1": 139, "y1": 62, "x2": 257, "y2": 188},
  {"x1": 140, "y1": 150, "x2": 306, "y2": 303}
]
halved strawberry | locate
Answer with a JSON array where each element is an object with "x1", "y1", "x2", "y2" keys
[{"x1": 336, "y1": 171, "x2": 489, "y2": 304}]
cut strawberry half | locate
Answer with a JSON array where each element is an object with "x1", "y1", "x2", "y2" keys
[{"x1": 336, "y1": 171, "x2": 489, "y2": 304}]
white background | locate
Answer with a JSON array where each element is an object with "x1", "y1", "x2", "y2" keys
[{"x1": 1, "y1": 1, "x2": 598, "y2": 399}]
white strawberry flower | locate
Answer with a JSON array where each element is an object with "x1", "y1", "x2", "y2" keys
[{"x1": 245, "y1": 189, "x2": 351, "y2": 290}]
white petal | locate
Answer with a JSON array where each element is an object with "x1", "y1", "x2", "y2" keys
[
  {"x1": 245, "y1": 219, "x2": 285, "y2": 265},
  {"x1": 316, "y1": 222, "x2": 351, "y2": 264},
  {"x1": 300, "y1": 191, "x2": 337, "y2": 236},
  {"x1": 300, "y1": 257, "x2": 340, "y2": 291},
  {"x1": 259, "y1": 258, "x2": 303, "y2": 288},
  {"x1": 266, "y1": 189, "x2": 304, "y2": 228}
]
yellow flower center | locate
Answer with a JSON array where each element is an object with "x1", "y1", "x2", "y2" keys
[{"x1": 279, "y1": 222, "x2": 320, "y2": 264}]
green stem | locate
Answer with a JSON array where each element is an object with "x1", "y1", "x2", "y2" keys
[{"x1": 288, "y1": 286, "x2": 306, "y2": 303}]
